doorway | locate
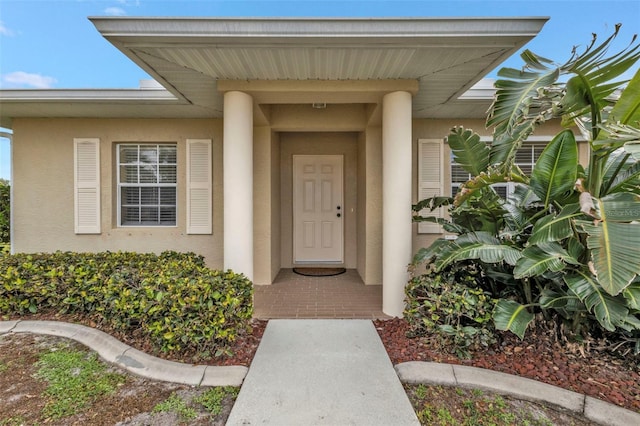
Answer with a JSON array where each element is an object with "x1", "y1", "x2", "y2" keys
[{"x1": 292, "y1": 154, "x2": 344, "y2": 263}]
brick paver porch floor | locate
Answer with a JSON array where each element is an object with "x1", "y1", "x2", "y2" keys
[{"x1": 253, "y1": 269, "x2": 391, "y2": 319}]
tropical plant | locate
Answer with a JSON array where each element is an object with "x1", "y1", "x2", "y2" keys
[{"x1": 412, "y1": 26, "x2": 640, "y2": 349}]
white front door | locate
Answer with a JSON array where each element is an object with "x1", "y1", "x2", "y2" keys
[{"x1": 293, "y1": 155, "x2": 344, "y2": 263}]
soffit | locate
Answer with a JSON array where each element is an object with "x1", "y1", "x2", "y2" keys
[{"x1": 91, "y1": 17, "x2": 548, "y2": 119}]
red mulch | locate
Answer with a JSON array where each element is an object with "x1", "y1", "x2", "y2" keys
[
  {"x1": 4, "y1": 311, "x2": 266, "y2": 367},
  {"x1": 374, "y1": 317, "x2": 640, "y2": 413}
]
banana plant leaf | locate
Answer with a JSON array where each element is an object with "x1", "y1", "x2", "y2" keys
[
  {"x1": 625, "y1": 141, "x2": 640, "y2": 160},
  {"x1": 618, "y1": 315, "x2": 640, "y2": 333},
  {"x1": 488, "y1": 63, "x2": 559, "y2": 140},
  {"x1": 563, "y1": 28, "x2": 640, "y2": 124},
  {"x1": 623, "y1": 282, "x2": 640, "y2": 310},
  {"x1": 493, "y1": 299, "x2": 534, "y2": 339},
  {"x1": 609, "y1": 68, "x2": 640, "y2": 123},
  {"x1": 567, "y1": 236, "x2": 586, "y2": 261},
  {"x1": 453, "y1": 170, "x2": 528, "y2": 206},
  {"x1": 447, "y1": 127, "x2": 490, "y2": 176},
  {"x1": 455, "y1": 233, "x2": 522, "y2": 265},
  {"x1": 580, "y1": 221, "x2": 640, "y2": 295},
  {"x1": 513, "y1": 243, "x2": 577, "y2": 279},
  {"x1": 412, "y1": 196, "x2": 453, "y2": 212},
  {"x1": 502, "y1": 202, "x2": 529, "y2": 234},
  {"x1": 490, "y1": 125, "x2": 531, "y2": 168},
  {"x1": 539, "y1": 287, "x2": 584, "y2": 318},
  {"x1": 528, "y1": 203, "x2": 581, "y2": 245},
  {"x1": 508, "y1": 183, "x2": 540, "y2": 206},
  {"x1": 530, "y1": 130, "x2": 578, "y2": 208},
  {"x1": 595, "y1": 192, "x2": 640, "y2": 220},
  {"x1": 412, "y1": 238, "x2": 453, "y2": 266},
  {"x1": 412, "y1": 215, "x2": 466, "y2": 235},
  {"x1": 565, "y1": 271, "x2": 631, "y2": 331},
  {"x1": 488, "y1": 49, "x2": 564, "y2": 168},
  {"x1": 501, "y1": 184, "x2": 542, "y2": 234},
  {"x1": 595, "y1": 68, "x2": 640, "y2": 146},
  {"x1": 577, "y1": 193, "x2": 640, "y2": 295},
  {"x1": 593, "y1": 124, "x2": 640, "y2": 153},
  {"x1": 600, "y1": 148, "x2": 640, "y2": 195},
  {"x1": 429, "y1": 231, "x2": 522, "y2": 272},
  {"x1": 539, "y1": 241, "x2": 581, "y2": 265}
]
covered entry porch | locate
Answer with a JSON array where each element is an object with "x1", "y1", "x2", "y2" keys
[
  {"x1": 225, "y1": 83, "x2": 417, "y2": 318},
  {"x1": 253, "y1": 269, "x2": 390, "y2": 319}
]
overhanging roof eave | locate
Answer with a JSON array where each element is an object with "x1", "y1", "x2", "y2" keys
[
  {"x1": 0, "y1": 89, "x2": 198, "y2": 128},
  {"x1": 0, "y1": 88, "x2": 179, "y2": 102},
  {"x1": 89, "y1": 16, "x2": 549, "y2": 41},
  {"x1": 88, "y1": 16, "x2": 544, "y2": 109}
]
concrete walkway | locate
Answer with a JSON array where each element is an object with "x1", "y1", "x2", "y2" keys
[{"x1": 226, "y1": 319, "x2": 420, "y2": 425}]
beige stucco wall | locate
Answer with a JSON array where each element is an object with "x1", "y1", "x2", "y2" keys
[
  {"x1": 10, "y1": 112, "x2": 578, "y2": 284},
  {"x1": 357, "y1": 132, "x2": 367, "y2": 278},
  {"x1": 270, "y1": 130, "x2": 282, "y2": 281},
  {"x1": 279, "y1": 132, "x2": 358, "y2": 269},
  {"x1": 253, "y1": 127, "x2": 282, "y2": 284},
  {"x1": 11, "y1": 118, "x2": 224, "y2": 268},
  {"x1": 356, "y1": 126, "x2": 383, "y2": 285},
  {"x1": 270, "y1": 104, "x2": 369, "y2": 132}
]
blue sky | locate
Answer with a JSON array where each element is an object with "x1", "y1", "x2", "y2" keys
[{"x1": 1, "y1": 0, "x2": 639, "y2": 180}]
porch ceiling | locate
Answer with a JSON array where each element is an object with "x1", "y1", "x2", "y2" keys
[{"x1": 91, "y1": 17, "x2": 548, "y2": 119}]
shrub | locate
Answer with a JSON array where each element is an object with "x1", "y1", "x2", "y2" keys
[
  {"x1": 405, "y1": 263, "x2": 497, "y2": 358},
  {"x1": 0, "y1": 251, "x2": 253, "y2": 354},
  {"x1": 0, "y1": 180, "x2": 9, "y2": 244}
]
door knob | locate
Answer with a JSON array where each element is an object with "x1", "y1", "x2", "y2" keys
[{"x1": 337, "y1": 213, "x2": 341, "y2": 218}]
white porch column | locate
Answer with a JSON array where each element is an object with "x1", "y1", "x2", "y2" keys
[
  {"x1": 223, "y1": 91, "x2": 254, "y2": 280},
  {"x1": 382, "y1": 91, "x2": 412, "y2": 317}
]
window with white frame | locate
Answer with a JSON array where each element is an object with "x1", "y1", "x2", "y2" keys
[
  {"x1": 451, "y1": 143, "x2": 546, "y2": 198},
  {"x1": 117, "y1": 144, "x2": 177, "y2": 226}
]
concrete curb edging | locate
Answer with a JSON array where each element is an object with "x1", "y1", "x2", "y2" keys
[
  {"x1": 4, "y1": 319, "x2": 639, "y2": 425},
  {"x1": 0, "y1": 320, "x2": 247, "y2": 387},
  {"x1": 395, "y1": 361, "x2": 640, "y2": 426}
]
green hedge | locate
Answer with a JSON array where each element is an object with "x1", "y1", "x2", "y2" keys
[
  {"x1": 0, "y1": 181, "x2": 8, "y2": 244},
  {"x1": 405, "y1": 263, "x2": 496, "y2": 358},
  {"x1": 0, "y1": 251, "x2": 253, "y2": 354}
]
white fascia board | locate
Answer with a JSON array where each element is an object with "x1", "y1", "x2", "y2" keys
[
  {"x1": 90, "y1": 16, "x2": 549, "y2": 44},
  {"x1": 459, "y1": 79, "x2": 497, "y2": 100},
  {"x1": 0, "y1": 88, "x2": 178, "y2": 102}
]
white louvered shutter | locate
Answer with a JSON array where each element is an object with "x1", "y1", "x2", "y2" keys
[
  {"x1": 187, "y1": 139, "x2": 212, "y2": 234},
  {"x1": 74, "y1": 138, "x2": 101, "y2": 234},
  {"x1": 418, "y1": 139, "x2": 443, "y2": 234}
]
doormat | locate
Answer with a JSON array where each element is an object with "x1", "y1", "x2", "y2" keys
[{"x1": 293, "y1": 267, "x2": 347, "y2": 277}]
